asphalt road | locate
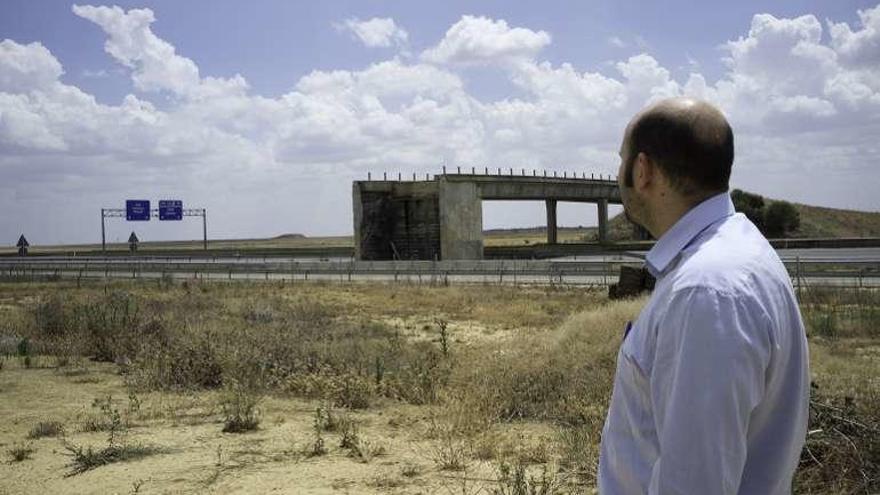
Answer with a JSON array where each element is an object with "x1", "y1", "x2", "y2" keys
[
  {"x1": 555, "y1": 247, "x2": 880, "y2": 263},
  {"x1": 2, "y1": 248, "x2": 877, "y2": 288},
  {"x1": 4, "y1": 247, "x2": 878, "y2": 265}
]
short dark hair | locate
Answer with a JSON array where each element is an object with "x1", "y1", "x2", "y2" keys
[{"x1": 624, "y1": 103, "x2": 734, "y2": 195}]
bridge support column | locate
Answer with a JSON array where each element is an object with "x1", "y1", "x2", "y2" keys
[
  {"x1": 546, "y1": 199, "x2": 558, "y2": 244},
  {"x1": 597, "y1": 199, "x2": 608, "y2": 243},
  {"x1": 439, "y1": 179, "x2": 483, "y2": 259}
]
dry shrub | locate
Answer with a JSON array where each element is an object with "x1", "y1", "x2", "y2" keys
[
  {"x1": 29, "y1": 291, "x2": 166, "y2": 364},
  {"x1": 801, "y1": 287, "x2": 880, "y2": 339},
  {"x1": 220, "y1": 378, "x2": 262, "y2": 433},
  {"x1": 330, "y1": 373, "x2": 374, "y2": 409},
  {"x1": 33, "y1": 293, "x2": 66, "y2": 338},
  {"x1": 492, "y1": 461, "x2": 565, "y2": 495},
  {"x1": 378, "y1": 340, "x2": 451, "y2": 405},
  {"x1": 219, "y1": 341, "x2": 269, "y2": 433},
  {"x1": 27, "y1": 421, "x2": 65, "y2": 439},
  {"x1": 64, "y1": 442, "x2": 159, "y2": 476},
  {"x1": 7, "y1": 443, "x2": 34, "y2": 462},
  {"x1": 794, "y1": 387, "x2": 880, "y2": 494},
  {"x1": 556, "y1": 424, "x2": 601, "y2": 485},
  {"x1": 452, "y1": 298, "x2": 643, "y2": 425},
  {"x1": 241, "y1": 299, "x2": 280, "y2": 325},
  {"x1": 128, "y1": 325, "x2": 224, "y2": 391},
  {"x1": 430, "y1": 435, "x2": 471, "y2": 471}
]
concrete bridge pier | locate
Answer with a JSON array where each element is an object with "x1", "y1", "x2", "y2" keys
[
  {"x1": 546, "y1": 199, "x2": 558, "y2": 244},
  {"x1": 598, "y1": 199, "x2": 609, "y2": 243},
  {"x1": 439, "y1": 179, "x2": 483, "y2": 260}
]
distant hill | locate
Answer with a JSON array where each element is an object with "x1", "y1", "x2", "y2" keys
[{"x1": 788, "y1": 202, "x2": 880, "y2": 238}]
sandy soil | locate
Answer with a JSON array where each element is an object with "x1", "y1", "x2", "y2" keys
[
  {"x1": 0, "y1": 360, "x2": 529, "y2": 495},
  {"x1": 0, "y1": 308, "x2": 562, "y2": 495}
]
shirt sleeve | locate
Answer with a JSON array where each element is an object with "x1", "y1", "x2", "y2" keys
[{"x1": 647, "y1": 286, "x2": 771, "y2": 495}]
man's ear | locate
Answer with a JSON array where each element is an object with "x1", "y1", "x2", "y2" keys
[{"x1": 633, "y1": 152, "x2": 655, "y2": 192}]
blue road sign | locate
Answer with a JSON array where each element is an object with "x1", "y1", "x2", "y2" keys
[
  {"x1": 159, "y1": 200, "x2": 183, "y2": 221},
  {"x1": 126, "y1": 200, "x2": 151, "y2": 221}
]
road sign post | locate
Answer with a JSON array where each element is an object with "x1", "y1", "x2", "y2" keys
[
  {"x1": 17, "y1": 235, "x2": 29, "y2": 257},
  {"x1": 203, "y1": 208, "x2": 207, "y2": 251},
  {"x1": 101, "y1": 201, "x2": 206, "y2": 253}
]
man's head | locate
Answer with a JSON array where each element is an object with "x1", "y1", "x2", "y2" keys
[{"x1": 617, "y1": 97, "x2": 734, "y2": 237}]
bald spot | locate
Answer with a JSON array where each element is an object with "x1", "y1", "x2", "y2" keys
[{"x1": 625, "y1": 97, "x2": 734, "y2": 196}]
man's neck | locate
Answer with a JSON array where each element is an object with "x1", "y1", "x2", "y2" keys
[{"x1": 648, "y1": 191, "x2": 717, "y2": 239}]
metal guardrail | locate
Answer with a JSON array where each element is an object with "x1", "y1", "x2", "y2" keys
[{"x1": 1, "y1": 257, "x2": 877, "y2": 287}]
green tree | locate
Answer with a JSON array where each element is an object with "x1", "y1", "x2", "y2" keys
[
  {"x1": 764, "y1": 201, "x2": 800, "y2": 238},
  {"x1": 731, "y1": 189, "x2": 766, "y2": 231}
]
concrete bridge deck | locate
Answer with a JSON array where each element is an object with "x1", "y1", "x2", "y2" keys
[{"x1": 439, "y1": 174, "x2": 622, "y2": 202}]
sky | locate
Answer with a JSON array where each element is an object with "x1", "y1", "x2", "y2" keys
[{"x1": 1, "y1": 1, "x2": 880, "y2": 245}]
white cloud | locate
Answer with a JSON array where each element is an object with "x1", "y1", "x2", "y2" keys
[
  {"x1": 724, "y1": 13, "x2": 837, "y2": 97},
  {"x1": 0, "y1": 40, "x2": 64, "y2": 93},
  {"x1": 828, "y1": 4, "x2": 880, "y2": 66},
  {"x1": 421, "y1": 15, "x2": 551, "y2": 66},
  {"x1": 81, "y1": 68, "x2": 109, "y2": 78},
  {"x1": 336, "y1": 17, "x2": 408, "y2": 48},
  {"x1": 617, "y1": 54, "x2": 681, "y2": 102},
  {"x1": 2, "y1": 6, "x2": 880, "y2": 244},
  {"x1": 608, "y1": 36, "x2": 626, "y2": 48},
  {"x1": 71, "y1": 4, "x2": 248, "y2": 99}
]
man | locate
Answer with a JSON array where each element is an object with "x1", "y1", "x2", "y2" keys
[{"x1": 598, "y1": 98, "x2": 809, "y2": 494}]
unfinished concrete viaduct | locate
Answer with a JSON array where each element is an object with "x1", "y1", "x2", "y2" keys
[{"x1": 353, "y1": 171, "x2": 622, "y2": 261}]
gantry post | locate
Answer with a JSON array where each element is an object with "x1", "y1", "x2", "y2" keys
[
  {"x1": 101, "y1": 208, "x2": 106, "y2": 253},
  {"x1": 202, "y1": 209, "x2": 207, "y2": 251}
]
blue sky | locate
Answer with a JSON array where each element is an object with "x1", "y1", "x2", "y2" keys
[
  {"x1": 5, "y1": 1, "x2": 869, "y2": 100},
  {"x1": 1, "y1": 1, "x2": 879, "y2": 244}
]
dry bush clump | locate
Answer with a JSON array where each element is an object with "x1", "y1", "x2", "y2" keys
[
  {"x1": 27, "y1": 420, "x2": 65, "y2": 439},
  {"x1": 219, "y1": 378, "x2": 262, "y2": 433},
  {"x1": 338, "y1": 417, "x2": 385, "y2": 462},
  {"x1": 29, "y1": 290, "x2": 164, "y2": 365},
  {"x1": 63, "y1": 394, "x2": 161, "y2": 476},
  {"x1": 492, "y1": 461, "x2": 566, "y2": 495},
  {"x1": 127, "y1": 324, "x2": 224, "y2": 391},
  {"x1": 800, "y1": 287, "x2": 880, "y2": 339},
  {"x1": 64, "y1": 442, "x2": 159, "y2": 476},
  {"x1": 450, "y1": 298, "x2": 641, "y2": 426},
  {"x1": 794, "y1": 387, "x2": 880, "y2": 494},
  {"x1": 7, "y1": 443, "x2": 34, "y2": 462}
]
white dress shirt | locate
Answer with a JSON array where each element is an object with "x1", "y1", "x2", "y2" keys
[{"x1": 598, "y1": 192, "x2": 810, "y2": 494}]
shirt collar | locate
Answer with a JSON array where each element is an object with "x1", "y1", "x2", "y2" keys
[{"x1": 645, "y1": 191, "x2": 736, "y2": 278}]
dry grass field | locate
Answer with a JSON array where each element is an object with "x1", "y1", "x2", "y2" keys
[{"x1": 0, "y1": 279, "x2": 878, "y2": 494}]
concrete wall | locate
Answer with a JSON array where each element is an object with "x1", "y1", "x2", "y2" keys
[
  {"x1": 353, "y1": 182, "x2": 441, "y2": 260},
  {"x1": 439, "y1": 179, "x2": 483, "y2": 260}
]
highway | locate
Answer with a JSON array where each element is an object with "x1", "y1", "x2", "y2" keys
[
  {"x1": 555, "y1": 247, "x2": 880, "y2": 263},
  {"x1": 3, "y1": 247, "x2": 878, "y2": 264},
  {"x1": 1, "y1": 248, "x2": 877, "y2": 288}
]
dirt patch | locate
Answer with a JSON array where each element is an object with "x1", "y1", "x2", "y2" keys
[{"x1": 0, "y1": 364, "x2": 514, "y2": 494}]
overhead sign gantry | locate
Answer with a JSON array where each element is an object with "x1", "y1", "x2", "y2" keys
[{"x1": 101, "y1": 199, "x2": 207, "y2": 252}]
